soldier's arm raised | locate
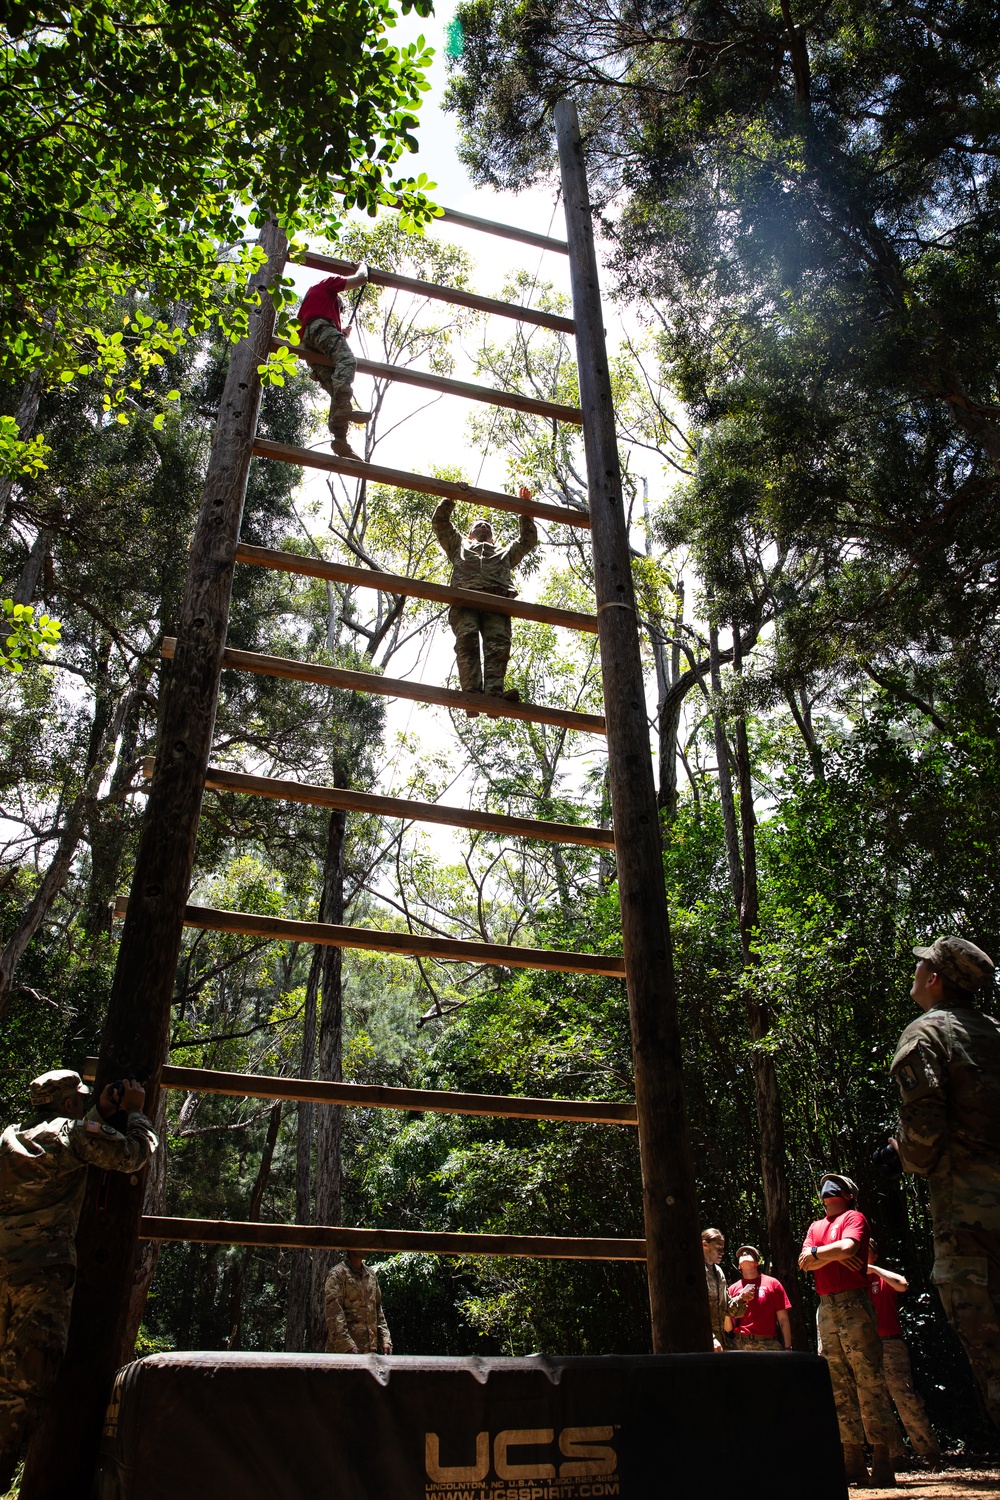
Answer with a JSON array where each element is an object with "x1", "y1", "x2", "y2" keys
[
  {"x1": 67, "y1": 1109, "x2": 158, "y2": 1173},
  {"x1": 507, "y1": 513, "x2": 539, "y2": 571},
  {"x1": 431, "y1": 498, "x2": 462, "y2": 563}
]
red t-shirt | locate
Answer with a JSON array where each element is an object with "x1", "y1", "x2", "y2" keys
[
  {"x1": 728, "y1": 1273, "x2": 792, "y2": 1341},
  {"x1": 869, "y1": 1273, "x2": 903, "y2": 1339},
  {"x1": 299, "y1": 275, "x2": 347, "y2": 332},
  {"x1": 803, "y1": 1209, "x2": 870, "y2": 1296}
]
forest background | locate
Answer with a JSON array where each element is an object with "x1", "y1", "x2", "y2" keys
[{"x1": 2, "y1": 0, "x2": 999, "y2": 1457}]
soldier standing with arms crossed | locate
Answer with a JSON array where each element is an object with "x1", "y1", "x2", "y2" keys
[
  {"x1": 877, "y1": 935, "x2": 1000, "y2": 1430},
  {"x1": 0, "y1": 1068, "x2": 157, "y2": 1488},
  {"x1": 799, "y1": 1173, "x2": 898, "y2": 1487}
]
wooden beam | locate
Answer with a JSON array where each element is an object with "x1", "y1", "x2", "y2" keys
[
  {"x1": 556, "y1": 101, "x2": 709, "y2": 1355},
  {"x1": 236, "y1": 543, "x2": 598, "y2": 633},
  {"x1": 251, "y1": 436, "x2": 591, "y2": 530},
  {"x1": 82, "y1": 1058, "x2": 637, "y2": 1126},
  {"x1": 112, "y1": 896, "x2": 627, "y2": 978},
  {"x1": 198, "y1": 764, "x2": 615, "y2": 849},
  {"x1": 300, "y1": 250, "x2": 575, "y2": 335},
  {"x1": 281, "y1": 340, "x2": 582, "y2": 424},
  {"x1": 429, "y1": 205, "x2": 570, "y2": 256},
  {"x1": 160, "y1": 638, "x2": 607, "y2": 736},
  {"x1": 140, "y1": 1217, "x2": 646, "y2": 1261}
]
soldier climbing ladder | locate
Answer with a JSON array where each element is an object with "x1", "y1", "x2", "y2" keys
[{"x1": 21, "y1": 100, "x2": 708, "y2": 1496}]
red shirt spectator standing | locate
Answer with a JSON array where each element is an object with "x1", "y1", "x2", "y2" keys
[
  {"x1": 798, "y1": 1172, "x2": 897, "y2": 1488},
  {"x1": 868, "y1": 1241, "x2": 940, "y2": 1467},
  {"x1": 728, "y1": 1246, "x2": 792, "y2": 1350}
]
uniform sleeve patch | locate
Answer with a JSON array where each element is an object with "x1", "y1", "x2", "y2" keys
[
  {"x1": 86, "y1": 1120, "x2": 103, "y2": 1133},
  {"x1": 897, "y1": 1063, "x2": 920, "y2": 1092},
  {"x1": 101, "y1": 1123, "x2": 118, "y2": 1136}
]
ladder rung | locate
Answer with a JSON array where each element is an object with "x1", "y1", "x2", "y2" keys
[
  {"x1": 140, "y1": 1216, "x2": 645, "y2": 1261},
  {"x1": 82, "y1": 1058, "x2": 636, "y2": 1126},
  {"x1": 423, "y1": 204, "x2": 570, "y2": 256},
  {"x1": 160, "y1": 639, "x2": 607, "y2": 736},
  {"x1": 196, "y1": 765, "x2": 614, "y2": 849},
  {"x1": 236, "y1": 543, "x2": 598, "y2": 634},
  {"x1": 112, "y1": 897, "x2": 626, "y2": 977},
  {"x1": 277, "y1": 340, "x2": 583, "y2": 425},
  {"x1": 252, "y1": 437, "x2": 591, "y2": 530},
  {"x1": 301, "y1": 250, "x2": 576, "y2": 335}
]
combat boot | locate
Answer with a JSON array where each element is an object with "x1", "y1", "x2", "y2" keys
[
  {"x1": 842, "y1": 1443, "x2": 869, "y2": 1486},
  {"x1": 331, "y1": 434, "x2": 361, "y2": 459},
  {"x1": 870, "y1": 1444, "x2": 896, "y2": 1486}
]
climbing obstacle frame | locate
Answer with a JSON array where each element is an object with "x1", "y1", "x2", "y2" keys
[{"x1": 22, "y1": 102, "x2": 721, "y2": 1494}]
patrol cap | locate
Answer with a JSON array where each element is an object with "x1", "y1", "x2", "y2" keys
[
  {"x1": 736, "y1": 1245, "x2": 762, "y2": 1263},
  {"x1": 29, "y1": 1069, "x2": 89, "y2": 1108},
  {"x1": 818, "y1": 1173, "x2": 858, "y2": 1200},
  {"x1": 913, "y1": 935, "x2": 994, "y2": 992}
]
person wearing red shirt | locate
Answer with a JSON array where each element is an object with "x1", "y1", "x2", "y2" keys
[
  {"x1": 798, "y1": 1172, "x2": 898, "y2": 1488},
  {"x1": 728, "y1": 1245, "x2": 793, "y2": 1350},
  {"x1": 868, "y1": 1240, "x2": 940, "y2": 1468},
  {"x1": 297, "y1": 261, "x2": 368, "y2": 458}
]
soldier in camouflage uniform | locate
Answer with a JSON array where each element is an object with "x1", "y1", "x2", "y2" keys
[
  {"x1": 0, "y1": 1068, "x2": 157, "y2": 1485},
  {"x1": 324, "y1": 1251, "x2": 392, "y2": 1355},
  {"x1": 882, "y1": 935, "x2": 1000, "y2": 1429},
  {"x1": 701, "y1": 1228, "x2": 753, "y2": 1350},
  {"x1": 431, "y1": 498, "x2": 538, "y2": 708}
]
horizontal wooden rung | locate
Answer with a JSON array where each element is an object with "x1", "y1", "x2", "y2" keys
[
  {"x1": 140, "y1": 1217, "x2": 645, "y2": 1261},
  {"x1": 82, "y1": 1057, "x2": 636, "y2": 1126},
  {"x1": 277, "y1": 340, "x2": 582, "y2": 425},
  {"x1": 235, "y1": 543, "x2": 598, "y2": 633},
  {"x1": 112, "y1": 897, "x2": 626, "y2": 978},
  {"x1": 427, "y1": 205, "x2": 569, "y2": 256},
  {"x1": 160, "y1": 638, "x2": 607, "y2": 736},
  {"x1": 300, "y1": 250, "x2": 575, "y2": 335},
  {"x1": 251, "y1": 437, "x2": 591, "y2": 530},
  {"x1": 198, "y1": 765, "x2": 614, "y2": 849}
]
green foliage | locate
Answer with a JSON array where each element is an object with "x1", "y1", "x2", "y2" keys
[{"x1": 0, "y1": 593, "x2": 60, "y2": 674}]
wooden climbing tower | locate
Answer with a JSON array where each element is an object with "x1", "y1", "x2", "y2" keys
[{"x1": 22, "y1": 100, "x2": 708, "y2": 1495}]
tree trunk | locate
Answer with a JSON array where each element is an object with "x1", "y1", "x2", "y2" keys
[
  {"x1": 310, "y1": 790, "x2": 347, "y2": 1350},
  {"x1": 84, "y1": 662, "x2": 154, "y2": 938},
  {"x1": 20, "y1": 218, "x2": 288, "y2": 1498},
  {"x1": 284, "y1": 945, "x2": 320, "y2": 1351},
  {"x1": 228, "y1": 1102, "x2": 282, "y2": 1349}
]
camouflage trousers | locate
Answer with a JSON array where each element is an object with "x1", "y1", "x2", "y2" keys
[
  {"x1": 933, "y1": 1226, "x2": 1000, "y2": 1428},
  {"x1": 0, "y1": 1267, "x2": 74, "y2": 1466},
  {"x1": 881, "y1": 1337, "x2": 939, "y2": 1461},
  {"x1": 448, "y1": 606, "x2": 512, "y2": 696},
  {"x1": 732, "y1": 1335, "x2": 785, "y2": 1351},
  {"x1": 302, "y1": 317, "x2": 358, "y2": 438},
  {"x1": 816, "y1": 1290, "x2": 897, "y2": 1448}
]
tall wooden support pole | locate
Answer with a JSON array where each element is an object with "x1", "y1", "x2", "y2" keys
[
  {"x1": 21, "y1": 219, "x2": 289, "y2": 1495},
  {"x1": 554, "y1": 100, "x2": 710, "y2": 1353}
]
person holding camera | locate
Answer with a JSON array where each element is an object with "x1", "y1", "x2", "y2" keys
[{"x1": 0, "y1": 1068, "x2": 157, "y2": 1486}]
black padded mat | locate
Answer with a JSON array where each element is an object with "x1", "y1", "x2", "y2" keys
[{"x1": 98, "y1": 1350, "x2": 846, "y2": 1500}]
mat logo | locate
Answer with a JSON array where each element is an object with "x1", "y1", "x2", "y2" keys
[{"x1": 425, "y1": 1425, "x2": 618, "y2": 1489}]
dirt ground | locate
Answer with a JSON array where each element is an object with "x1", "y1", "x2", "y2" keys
[{"x1": 864, "y1": 1465, "x2": 1000, "y2": 1499}]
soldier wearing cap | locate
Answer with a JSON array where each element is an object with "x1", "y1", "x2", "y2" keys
[
  {"x1": 880, "y1": 935, "x2": 1000, "y2": 1428},
  {"x1": 728, "y1": 1245, "x2": 793, "y2": 1351},
  {"x1": 0, "y1": 1068, "x2": 157, "y2": 1485},
  {"x1": 324, "y1": 1251, "x2": 392, "y2": 1355},
  {"x1": 798, "y1": 1173, "x2": 898, "y2": 1486},
  {"x1": 431, "y1": 497, "x2": 539, "y2": 709},
  {"x1": 701, "y1": 1228, "x2": 754, "y2": 1350}
]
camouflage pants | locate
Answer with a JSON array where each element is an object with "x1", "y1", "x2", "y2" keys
[
  {"x1": 732, "y1": 1335, "x2": 785, "y2": 1351},
  {"x1": 816, "y1": 1290, "x2": 897, "y2": 1448},
  {"x1": 0, "y1": 1268, "x2": 74, "y2": 1466},
  {"x1": 933, "y1": 1227, "x2": 1000, "y2": 1429},
  {"x1": 302, "y1": 317, "x2": 358, "y2": 437},
  {"x1": 449, "y1": 606, "x2": 512, "y2": 696},
  {"x1": 881, "y1": 1337, "x2": 939, "y2": 1461}
]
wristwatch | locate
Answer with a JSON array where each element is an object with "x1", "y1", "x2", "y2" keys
[{"x1": 811, "y1": 1246, "x2": 819, "y2": 1259}]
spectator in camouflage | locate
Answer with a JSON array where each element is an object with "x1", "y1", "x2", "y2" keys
[
  {"x1": 0, "y1": 1068, "x2": 157, "y2": 1486},
  {"x1": 324, "y1": 1252, "x2": 392, "y2": 1355}
]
